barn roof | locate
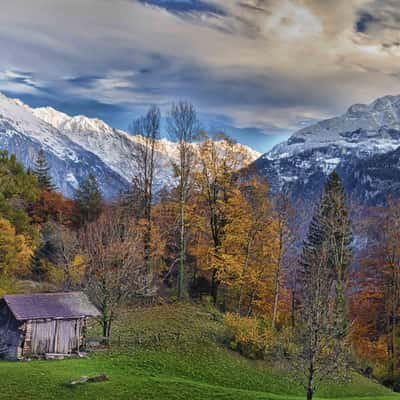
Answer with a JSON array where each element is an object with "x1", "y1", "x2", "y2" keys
[{"x1": 3, "y1": 292, "x2": 100, "y2": 321}]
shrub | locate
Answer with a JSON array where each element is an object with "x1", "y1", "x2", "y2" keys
[
  {"x1": 224, "y1": 313, "x2": 297, "y2": 360},
  {"x1": 224, "y1": 313, "x2": 274, "y2": 359}
]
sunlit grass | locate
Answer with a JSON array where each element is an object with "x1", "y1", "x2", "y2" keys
[{"x1": 0, "y1": 303, "x2": 398, "y2": 400}]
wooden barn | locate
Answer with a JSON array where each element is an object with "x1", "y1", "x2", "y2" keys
[{"x1": 0, "y1": 292, "x2": 100, "y2": 360}]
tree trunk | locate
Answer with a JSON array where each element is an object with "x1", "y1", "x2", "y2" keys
[
  {"x1": 144, "y1": 205, "x2": 152, "y2": 273},
  {"x1": 272, "y1": 234, "x2": 283, "y2": 329},
  {"x1": 307, "y1": 386, "x2": 313, "y2": 400},
  {"x1": 178, "y1": 187, "x2": 185, "y2": 299},
  {"x1": 271, "y1": 260, "x2": 281, "y2": 329},
  {"x1": 290, "y1": 268, "x2": 298, "y2": 330},
  {"x1": 306, "y1": 361, "x2": 314, "y2": 400},
  {"x1": 211, "y1": 268, "x2": 219, "y2": 305}
]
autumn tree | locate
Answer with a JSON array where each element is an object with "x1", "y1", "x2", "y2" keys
[
  {"x1": 30, "y1": 190, "x2": 75, "y2": 226},
  {"x1": 355, "y1": 200, "x2": 400, "y2": 385},
  {"x1": 151, "y1": 189, "x2": 182, "y2": 289},
  {"x1": 211, "y1": 177, "x2": 279, "y2": 316},
  {"x1": 33, "y1": 148, "x2": 55, "y2": 191},
  {"x1": 192, "y1": 133, "x2": 251, "y2": 305},
  {"x1": 130, "y1": 106, "x2": 161, "y2": 275},
  {"x1": 0, "y1": 217, "x2": 32, "y2": 278},
  {"x1": 81, "y1": 207, "x2": 149, "y2": 338},
  {"x1": 0, "y1": 151, "x2": 39, "y2": 242},
  {"x1": 168, "y1": 101, "x2": 199, "y2": 299},
  {"x1": 50, "y1": 224, "x2": 82, "y2": 290}
]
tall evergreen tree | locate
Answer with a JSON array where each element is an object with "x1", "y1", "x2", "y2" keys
[
  {"x1": 296, "y1": 171, "x2": 352, "y2": 400},
  {"x1": 319, "y1": 171, "x2": 352, "y2": 337},
  {"x1": 33, "y1": 149, "x2": 55, "y2": 191},
  {"x1": 74, "y1": 173, "x2": 103, "y2": 227}
]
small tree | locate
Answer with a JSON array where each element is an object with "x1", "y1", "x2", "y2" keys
[
  {"x1": 51, "y1": 224, "x2": 81, "y2": 290},
  {"x1": 74, "y1": 173, "x2": 103, "y2": 227},
  {"x1": 33, "y1": 149, "x2": 55, "y2": 191},
  {"x1": 81, "y1": 208, "x2": 149, "y2": 338}
]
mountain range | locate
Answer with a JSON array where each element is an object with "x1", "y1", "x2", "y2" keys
[
  {"x1": 0, "y1": 93, "x2": 259, "y2": 198},
  {"x1": 1, "y1": 91, "x2": 400, "y2": 206},
  {"x1": 255, "y1": 95, "x2": 400, "y2": 205}
]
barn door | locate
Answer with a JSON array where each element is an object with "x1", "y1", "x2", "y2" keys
[
  {"x1": 30, "y1": 320, "x2": 57, "y2": 355},
  {"x1": 30, "y1": 319, "x2": 82, "y2": 355},
  {"x1": 54, "y1": 320, "x2": 81, "y2": 354}
]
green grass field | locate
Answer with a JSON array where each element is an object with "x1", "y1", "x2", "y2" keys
[{"x1": 0, "y1": 304, "x2": 399, "y2": 400}]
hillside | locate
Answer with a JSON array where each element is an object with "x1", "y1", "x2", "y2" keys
[{"x1": 0, "y1": 304, "x2": 397, "y2": 400}]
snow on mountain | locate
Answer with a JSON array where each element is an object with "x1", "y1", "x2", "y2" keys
[
  {"x1": 0, "y1": 92, "x2": 259, "y2": 199},
  {"x1": 33, "y1": 106, "x2": 145, "y2": 184},
  {"x1": 33, "y1": 105, "x2": 260, "y2": 191},
  {"x1": 0, "y1": 93, "x2": 129, "y2": 198},
  {"x1": 267, "y1": 95, "x2": 400, "y2": 161},
  {"x1": 255, "y1": 95, "x2": 400, "y2": 205}
]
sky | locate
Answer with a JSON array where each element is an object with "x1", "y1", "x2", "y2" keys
[{"x1": 0, "y1": 0, "x2": 400, "y2": 152}]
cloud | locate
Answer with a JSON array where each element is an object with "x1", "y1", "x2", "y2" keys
[
  {"x1": 0, "y1": 0, "x2": 399, "y2": 150},
  {"x1": 0, "y1": 70, "x2": 43, "y2": 94},
  {"x1": 136, "y1": 0, "x2": 225, "y2": 15}
]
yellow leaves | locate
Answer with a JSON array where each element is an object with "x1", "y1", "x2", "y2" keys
[
  {"x1": 187, "y1": 133, "x2": 284, "y2": 316},
  {"x1": 41, "y1": 260, "x2": 63, "y2": 285},
  {"x1": 225, "y1": 312, "x2": 260, "y2": 343},
  {"x1": 224, "y1": 312, "x2": 274, "y2": 358},
  {"x1": 0, "y1": 217, "x2": 32, "y2": 278},
  {"x1": 216, "y1": 179, "x2": 281, "y2": 316},
  {"x1": 69, "y1": 254, "x2": 86, "y2": 285}
]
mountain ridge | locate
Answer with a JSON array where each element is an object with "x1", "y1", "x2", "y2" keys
[
  {"x1": 0, "y1": 93, "x2": 260, "y2": 198},
  {"x1": 255, "y1": 94, "x2": 400, "y2": 205}
]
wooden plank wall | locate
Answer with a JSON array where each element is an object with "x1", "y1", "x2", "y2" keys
[{"x1": 29, "y1": 319, "x2": 83, "y2": 355}]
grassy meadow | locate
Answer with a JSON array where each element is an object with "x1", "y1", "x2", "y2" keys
[{"x1": 0, "y1": 304, "x2": 398, "y2": 400}]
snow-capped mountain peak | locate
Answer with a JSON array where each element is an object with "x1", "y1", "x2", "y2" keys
[
  {"x1": 33, "y1": 106, "x2": 71, "y2": 128},
  {"x1": 255, "y1": 94, "x2": 400, "y2": 205},
  {"x1": 33, "y1": 102, "x2": 260, "y2": 188},
  {"x1": 266, "y1": 94, "x2": 400, "y2": 162},
  {"x1": 0, "y1": 92, "x2": 259, "y2": 198}
]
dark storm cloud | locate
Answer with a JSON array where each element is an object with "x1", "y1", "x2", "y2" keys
[
  {"x1": 355, "y1": 12, "x2": 379, "y2": 33},
  {"x1": 355, "y1": 0, "x2": 400, "y2": 45}
]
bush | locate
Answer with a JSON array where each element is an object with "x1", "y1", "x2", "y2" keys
[
  {"x1": 224, "y1": 313, "x2": 273, "y2": 359},
  {"x1": 224, "y1": 313, "x2": 297, "y2": 360}
]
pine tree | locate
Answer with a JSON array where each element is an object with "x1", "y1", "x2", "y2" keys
[
  {"x1": 74, "y1": 173, "x2": 103, "y2": 227},
  {"x1": 33, "y1": 149, "x2": 55, "y2": 191},
  {"x1": 296, "y1": 171, "x2": 352, "y2": 400},
  {"x1": 319, "y1": 171, "x2": 352, "y2": 338},
  {"x1": 30, "y1": 248, "x2": 45, "y2": 281}
]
